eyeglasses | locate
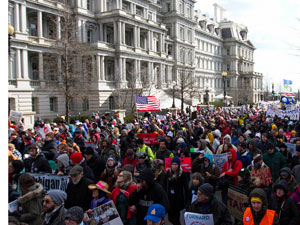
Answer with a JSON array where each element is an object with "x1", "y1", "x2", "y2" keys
[{"x1": 42, "y1": 199, "x2": 52, "y2": 204}]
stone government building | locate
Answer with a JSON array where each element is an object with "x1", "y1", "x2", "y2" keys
[{"x1": 8, "y1": 0, "x2": 263, "y2": 125}]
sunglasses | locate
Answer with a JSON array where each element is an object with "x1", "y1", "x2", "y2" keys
[{"x1": 42, "y1": 199, "x2": 52, "y2": 204}]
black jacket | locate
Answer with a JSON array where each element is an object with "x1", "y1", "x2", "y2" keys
[
  {"x1": 65, "y1": 177, "x2": 93, "y2": 211},
  {"x1": 24, "y1": 155, "x2": 52, "y2": 173},
  {"x1": 187, "y1": 197, "x2": 232, "y2": 225},
  {"x1": 86, "y1": 154, "x2": 106, "y2": 181},
  {"x1": 79, "y1": 160, "x2": 95, "y2": 182},
  {"x1": 155, "y1": 149, "x2": 173, "y2": 161},
  {"x1": 11, "y1": 137, "x2": 23, "y2": 154},
  {"x1": 41, "y1": 140, "x2": 57, "y2": 160}
]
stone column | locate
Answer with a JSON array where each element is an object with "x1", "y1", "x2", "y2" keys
[
  {"x1": 77, "y1": 20, "x2": 82, "y2": 42},
  {"x1": 56, "y1": 15, "x2": 61, "y2": 40},
  {"x1": 147, "y1": 61, "x2": 152, "y2": 82},
  {"x1": 99, "y1": 23, "x2": 103, "y2": 41},
  {"x1": 133, "y1": 26, "x2": 137, "y2": 48},
  {"x1": 22, "y1": 49, "x2": 28, "y2": 79},
  {"x1": 100, "y1": 56, "x2": 105, "y2": 80},
  {"x1": 9, "y1": 51, "x2": 15, "y2": 79},
  {"x1": 123, "y1": 58, "x2": 126, "y2": 81},
  {"x1": 147, "y1": 30, "x2": 151, "y2": 51},
  {"x1": 20, "y1": 4, "x2": 27, "y2": 33},
  {"x1": 37, "y1": 11, "x2": 43, "y2": 38},
  {"x1": 122, "y1": 23, "x2": 125, "y2": 44},
  {"x1": 57, "y1": 55, "x2": 62, "y2": 81},
  {"x1": 117, "y1": 21, "x2": 122, "y2": 44},
  {"x1": 38, "y1": 52, "x2": 44, "y2": 80},
  {"x1": 137, "y1": 27, "x2": 140, "y2": 48},
  {"x1": 14, "y1": 3, "x2": 20, "y2": 32},
  {"x1": 96, "y1": 55, "x2": 101, "y2": 80},
  {"x1": 82, "y1": 21, "x2": 86, "y2": 42}
]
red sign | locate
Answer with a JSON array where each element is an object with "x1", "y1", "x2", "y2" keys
[
  {"x1": 250, "y1": 167, "x2": 273, "y2": 186},
  {"x1": 164, "y1": 157, "x2": 191, "y2": 172},
  {"x1": 285, "y1": 92, "x2": 295, "y2": 97},
  {"x1": 137, "y1": 133, "x2": 158, "y2": 145},
  {"x1": 283, "y1": 132, "x2": 291, "y2": 142}
]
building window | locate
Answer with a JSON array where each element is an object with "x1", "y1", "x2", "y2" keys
[
  {"x1": 49, "y1": 97, "x2": 58, "y2": 112},
  {"x1": 168, "y1": 44, "x2": 172, "y2": 56},
  {"x1": 109, "y1": 96, "x2": 114, "y2": 110},
  {"x1": 167, "y1": 3, "x2": 171, "y2": 12},
  {"x1": 136, "y1": 5, "x2": 144, "y2": 16},
  {"x1": 227, "y1": 48, "x2": 230, "y2": 55},
  {"x1": 187, "y1": 30, "x2": 192, "y2": 43},
  {"x1": 180, "y1": 27, "x2": 184, "y2": 40},
  {"x1": 82, "y1": 97, "x2": 89, "y2": 111},
  {"x1": 227, "y1": 80, "x2": 230, "y2": 88},
  {"x1": 8, "y1": 98, "x2": 16, "y2": 113},
  {"x1": 32, "y1": 97, "x2": 39, "y2": 113},
  {"x1": 87, "y1": 30, "x2": 92, "y2": 42},
  {"x1": 166, "y1": 25, "x2": 171, "y2": 36},
  {"x1": 87, "y1": 0, "x2": 91, "y2": 10}
]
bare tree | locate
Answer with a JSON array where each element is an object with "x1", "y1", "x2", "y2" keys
[{"x1": 43, "y1": 5, "x2": 95, "y2": 122}]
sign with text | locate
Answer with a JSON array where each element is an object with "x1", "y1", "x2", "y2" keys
[
  {"x1": 213, "y1": 153, "x2": 228, "y2": 171},
  {"x1": 266, "y1": 107, "x2": 299, "y2": 120},
  {"x1": 90, "y1": 200, "x2": 123, "y2": 225},
  {"x1": 165, "y1": 157, "x2": 191, "y2": 172},
  {"x1": 137, "y1": 133, "x2": 158, "y2": 145},
  {"x1": 184, "y1": 212, "x2": 214, "y2": 225},
  {"x1": 284, "y1": 142, "x2": 297, "y2": 157},
  {"x1": 227, "y1": 186, "x2": 248, "y2": 221},
  {"x1": 249, "y1": 167, "x2": 273, "y2": 186},
  {"x1": 9, "y1": 111, "x2": 22, "y2": 123},
  {"x1": 29, "y1": 173, "x2": 69, "y2": 192}
]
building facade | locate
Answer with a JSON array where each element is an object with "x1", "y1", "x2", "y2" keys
[{"x1": 8, "y1": 0, "x2": 263, "y2": 125}]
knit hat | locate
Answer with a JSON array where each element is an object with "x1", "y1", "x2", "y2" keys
[
  {"x1": 176, "y1": 138, "x2": 185, "y2": 144},
  {"x1": 171, "y1": 156, "x2": 181, "y2": 166},
  {"x1": 57, "y1": 154, "x2": 69, "y2": 168},
  {"x1": 70, "y1": 152, "x2": 83, "y2": 164},
  {"x1": 238, "y1": 168, "x2": 250, "y2": 179},
  {"x1": 65, "y1": 206, "x2": 84, "y2": 223},
  {"x1": 107, "y1": 156, "x2": 116, "y2": 164},
  {"x1": 179, "y1": 142, "x2": 187, "y2": 148},
  {"x1": 198, "y1": 183, "x2": 214, "y2": 199},
  {"x1": 47, "y1": 190, "x2": 67, "y2": 206}
]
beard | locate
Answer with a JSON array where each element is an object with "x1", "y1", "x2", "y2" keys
[{"x1": 43, "y1": 204, "x2": 56, "y2": 213}]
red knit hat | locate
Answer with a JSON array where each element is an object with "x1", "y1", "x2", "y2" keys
[{"x1": 70, "y1": 152, "x2": 83, "y2": 164}]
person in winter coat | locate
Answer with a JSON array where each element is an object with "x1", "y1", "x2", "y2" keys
[
  {"x1": 73, "y1": 130, "x2": 86, "y2": 152},
  {"x1": 69, "y1": 152, "x2": 95, "y2": 182},
  {"x1": 14, "y1": 173, "x2": 44, "y2": 225},
  {"x1": 272, "y1": 167, "x2": 298, "y2": 194},
  {"x1": 111, "y1": 171, "x2": 136, "y2": 225},
  {"x1": 121, "y1": 149, "x2": 138, "y2": 169},
  {"x1": 100, "y1": 156, "x2": 120, "y2": 191},
  {"x1": 237, "y1": 141, "x2": 252, "y2": 168},
  {"x1": 216, "y1": 134, "x2": 238, "y2": 154},
  {"x1": 243, "y1": 188, "x2": 279, "y2": 225},
  {"x1": 291, "y1": 145, "x2": 300, "y2": 169},
  {"x1": 129, "y1": 168, "x2": 170, "y2": 225},
  {"x1": 55, "y1": 153, "x2": 72, "y2": 176},
  {"x1": 152, "y1": 159, "x2": 167, "y2": 190},
  {"x1": 263, "y1": 143, "x2": 287, "y2": 182},
  {"x1": 84, "y1": 147, "x2": 106, "y2": 181},
  {"x1": 166, "y1": 156, "x2": 190, "y2": 225},
  {"x1": 155, "y1": 139, "x2": 174, "y2": 161},
  {"x1": 41, "y1": 132, "x2": 57, "y2": 160},
  {"x1": 247, "y1": 139, "x2": 262, "y2": 158},
  {"x1": 186, "y1": 172, "x2": 205, "y2": 207},
  {"x1": 136, "y1": 138, "x2": 155, "y2": 162},
  {"x1": 257, "y1": 133, "x2": 271, "y2": 154},
  {"x1": 236, "y1": 168, "x2": 257, "y2": 195},
  {"x1": 268, "y1": 180, "x2": 299, "y2": 225},
  {"x1": 291, "y1": 164, "x2": 300, "y2": 183},
  {"x1": 278, "y1": 143, "x2": 292, "y2": 167},
  {"x1": 65, "y1": 166, "x2": 93, "y2": 211},
  {"x1": 187, "y1": 183, "x2": 232, "y2": 225},
  {"x1": 291, "y1": 184, "x2": 300, "y2": 213},
  {"x1": 10, "y1": 131, "x2": 23, "y2": 155},
  {"x1": 134, "y1": 152, "x2": 152, "y2": 177},
  {"x1": 212, "y1": 129, "x2": 221, "y2": 153},
  {"x1": 23, "y1": 144, "x2": 52, "y2": 174},
  {"x1": 191, "y1": 153, "x2": 204, "y2": 173},
  {"x1": 99, "y1": 139, "x2": 120, "y2": 161},
  {"x1": 199, "y1": 154, "x2": 220, "y2": 190},
  {"x1": 42, "y1": 189, "x2": 67, "y2": 225}
]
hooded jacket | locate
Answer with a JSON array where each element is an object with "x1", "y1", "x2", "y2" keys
[
  {"x1": 272, "y1": 167, "x2": 298, "y2": 194},
  {"x1": 268, "y1": 180, "x2": 299, "y2": 225},
  {"x1": 199, "y1": 154, "x2": 220, "y2": 188},
  {"x1": 221, "y1": 148, "x2": 243, "y2": 186},
  {"x1": 263, "y1": 150, "x2": 287, "y2": 182},
  {"x1": 216, "y1": 134, "x2": 238, "y2": 154},
  {"x1": 129, "y1": 168, "x2": 170, "y2": 225},
  {"x1": 244, "y1": 188, "x2": 279, "y2": 225},
  {"x1": 17, "y1": 183, "x2": 44, "y2": 225}
]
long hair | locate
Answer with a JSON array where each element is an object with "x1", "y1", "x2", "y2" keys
[{"x1": 117, "y1": 171, "x2": 132, "y2": 187}]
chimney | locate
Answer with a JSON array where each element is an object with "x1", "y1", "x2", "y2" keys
[{"x1": 213, "y1": 3, "x2": 225, "y2": 22}]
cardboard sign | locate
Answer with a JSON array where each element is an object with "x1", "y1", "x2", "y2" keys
[
  {"x1": 9, "y1": 111, "x2": 22, "y2": 123},
  {"x1": 184, "y1": 212, "x2": 214, "y2": 225},
  {"x1": 90, "y1": 200, "x2": 123, "y2": 225},
  {"x1": 29, "y1": 173, "x2": 69, "y2": 192},
  {"x1": 213, "y1": 153, "x2": 228, "y2": 171},
  {"x1": 137, "y1": 133, "x2": 158, "y2": 145},
  {"x1": 249, "y1": 167, "x2": 273, "y2": 186},
  {"x1": 227, "y1": 186, "x2": 248, "y2": 221},
  {"x1": 284, "y1": 142, "x2": 297, "y2": 157},
  {"x1": 165, "y1": 157, "x2": 191, "y2": 172}
]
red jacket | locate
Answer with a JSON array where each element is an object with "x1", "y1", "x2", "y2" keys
[
  {"x1": 121, "y1": 157, "x2": 138, "y2": 168},
  {"x1": 221, "y1": 148, "x2": 243, "y2": 186},
  {"x1": 111, "y1": 184, "x2": 136, "y2": 219}
]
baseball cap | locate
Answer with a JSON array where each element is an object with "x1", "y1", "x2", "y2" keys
[
  {"x1": 144, "y1": 204, "x2": 166, "y2": 223},
  {"x1": 69, "y1": 165, "x2": 83, "y2": 176}
]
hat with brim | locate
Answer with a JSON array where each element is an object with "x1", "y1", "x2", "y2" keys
[{"x1": 88, "y1": 181, "x2": 111, "y2": 195}]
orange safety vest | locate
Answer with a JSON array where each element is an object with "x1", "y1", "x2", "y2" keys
[{"x1": 243, "y1": 207, "x2": 276, "y2": 225}]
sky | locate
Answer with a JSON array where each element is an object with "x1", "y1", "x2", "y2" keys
[{"x1": 195, "y1": 0, "x2": 300, "y2": 93}]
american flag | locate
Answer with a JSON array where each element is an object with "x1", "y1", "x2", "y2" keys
[{"x1": 136, "y1": 96, "x2": 161, "y2": 111}]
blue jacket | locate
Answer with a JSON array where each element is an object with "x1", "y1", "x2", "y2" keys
[{"x1": 237, "y1": 151, "x2": 252, "y2": 168}]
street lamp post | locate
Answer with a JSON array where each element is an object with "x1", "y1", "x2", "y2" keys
[
  {"x1": 172, "y1": 81, "x2": 176, "y2": 108},
  {"x1": 221, "y1": 71, "x2": 227, "y2": 106},
  {"x1": 8, "y1": 24, "x2": 14, "y2": 55}
]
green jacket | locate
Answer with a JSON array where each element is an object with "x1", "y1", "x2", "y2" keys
[
  {"x1": 137, "y1": 144, "x2": 154, "y2": 162},
  {"x1": 263, "y1": 151, "x2": 287, "y2": 182}
]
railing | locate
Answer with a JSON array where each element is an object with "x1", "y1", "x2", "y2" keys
[
  {"x1": 8, "y1": 80, "x2": 17, "y2": 86},
  {"x1": 30, "y1": 80, "x2": 40, "y2": 87}
]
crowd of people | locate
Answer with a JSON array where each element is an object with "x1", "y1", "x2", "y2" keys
[{"x1": 8, "y1": 105, "x2": 300, "y2": 225}]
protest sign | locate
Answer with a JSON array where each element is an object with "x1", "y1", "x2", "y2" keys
[
  {"x1": 90, "y1": 200, "x2": 123, "y2": 225},
  {"x1": 213, "y1": 153, "x2": 227, "y2": 171},
  {"x1": 36, "y1": 123, "x2": 52, "y2": 139},
  {"x1": 249, "y1": 167, "x2": 273, "y2": 186},
  {"x1": 184, "y1": 212, "x2": 214, "y2": 225},
  {"x1": 9, "y1": 111, "x2": 22, "y2": 123},
  {"x1": 8, "y1": 200, "x2": 18, "y2": 213},
  {"x1": 156, "y1": 114, "x2": 166, "y2": 121},
  {"x1": 165, "y1": 157, "x2": 191, "y2": 172},
  {"x1": 284, "y1": 142, "x2": 297, "y2": 157},
  {"x1": 266, "y1": 107, "x2": 299, "y2": 120},
  {"x1": 227, "y1": 186, "x2": 248, "y2": 221},
  {"x1": 29, "y1": 173, "x2": 69, "y2": 192},
  {"x1": 137, "y1": 133, "x2": 158, "y2": 145}
]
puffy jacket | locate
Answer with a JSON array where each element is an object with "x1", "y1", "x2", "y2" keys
[
  {"x1": 221, "y1": 148, "x2": 243, "y2": 186},
  {"x1": 41, "y1": 140, "x2": 57, "y2": 160},
  {"x1": 263, "y1": 150, "x2": 287, "y2": 182}
]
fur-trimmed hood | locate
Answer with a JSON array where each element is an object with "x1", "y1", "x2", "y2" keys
[{"x1": 18, "y1": 183, "x2": 43, "y2": 204}]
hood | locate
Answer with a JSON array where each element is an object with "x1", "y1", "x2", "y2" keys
[
  {"x1": 223, "y1": 134, "x2": 232, "y2": 143},
  {"x1": 57, "y1": 153, "x2": 70, "y2": 168},
  {"x1": 274, "y1": 179, "x2": 288, "y2": 194},
  {"x1": 139, "y1": 168, "x2": 154, "y2": 185},
  {"x1": 204, "y1": 154, "x2": 213, "y2": 164},
  {"x1": 18, "y1": 183, "x2": 43, "y2": 204},
  {"x1": 279, "y1": 167, "x2": 292, "y2": 176},
  {"x1": 199, "y1": 139, "x2": 207, "y2": 150},
  {"x1": 212, "y1": 129, "x2": 221, "y2": 138},
  {"x1": 229, "y1": 148, "x2": 237, "y2": 163},
  {"x1": 249, "y1": 188, "x2": 268, "y2": 208}
]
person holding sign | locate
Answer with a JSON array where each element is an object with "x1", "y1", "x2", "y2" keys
[
  {"x1": 144, "y1": 204, "x2": 166, "y2": 225},
  {"x1": 187, "y1": 183, "x2": 232, "y2": 225},
  {"x1": 243, "y1": 188, "x2": 279, "y2": 225}
]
